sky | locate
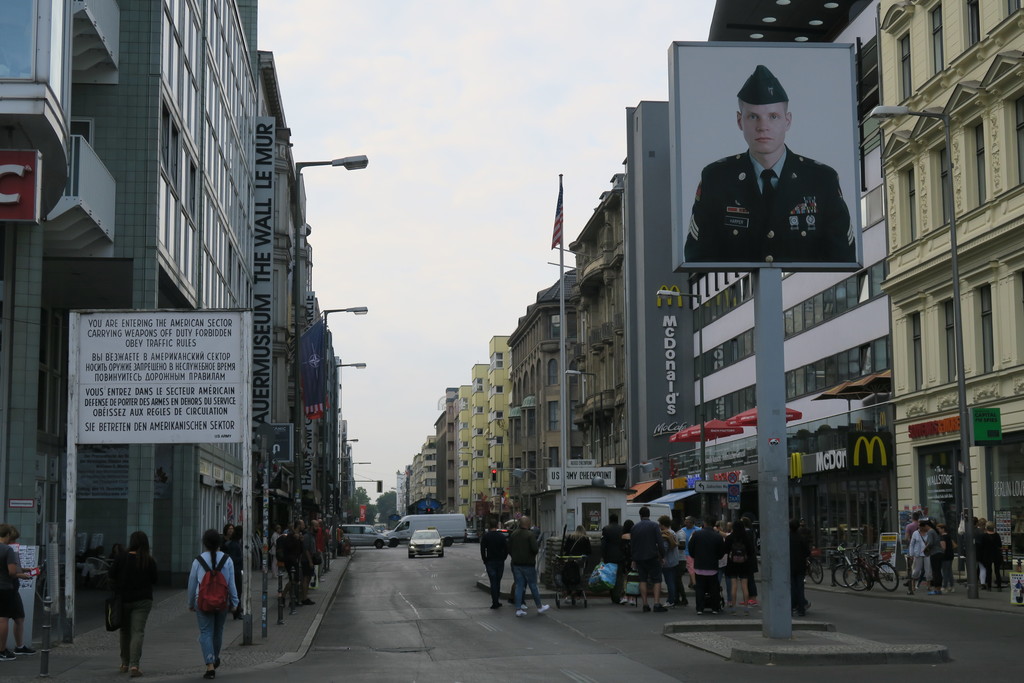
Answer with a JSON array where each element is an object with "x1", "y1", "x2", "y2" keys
[{"x1": 257, "y1": 1, "x2": 716, "y2": 491}]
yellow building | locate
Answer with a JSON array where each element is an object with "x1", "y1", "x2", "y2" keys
[
  {"x1": 878, "y1": 0, "x2": 1024, "y2": 551},
  {"x1": 487, "y1": 337, "x2": 512, "y2": 518}
]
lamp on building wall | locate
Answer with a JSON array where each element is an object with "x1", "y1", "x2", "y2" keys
[
  {"x1": 869, "y1": 104, "x2": 978, "y2": 599},
  {"x1": 290, "y1": 157, "x2": 368, "y2": 520}
]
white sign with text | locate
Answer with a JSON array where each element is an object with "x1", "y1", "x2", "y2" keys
[
  {"x1": 548, "y1": 466, "x2": 615, "y2": 489},
  {"x1": 71, "y1": 310, "x2": 249, "y2": 444}
]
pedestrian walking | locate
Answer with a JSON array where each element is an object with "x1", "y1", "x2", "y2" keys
[
  {"x1": 187, "y1": 529, "x2": 239, "y2": 679},
  {"x1": 789, "y1": 519, "x2": 810, "y2": 616},
  {"x1": 507, "y1": 516, "x2": 549, "y2": 617},
  {"x1": 906, "y1": 522, "x2": 929, "y2": 594},
  {"x1": 978, "y1": 521, "x2": 1004, "y2": 591},
  {"x1": 937, "y1": 522, "x2": 956, "y2": 593},
  {"x1": 724, "y1": 518, "x2": 757, "y2": 613},
  {"x1": 298, "y1": 520, "x2": 317, "y2": 604},
  {"x1": 600, "y1": 513, "x2": 625, "y2": 604},
  {"x1": 480, "y1": 517, "x2": 508, "y2": 609},
  {"x1": 630, "y1": 506, "x2": 666, "y2": 613},
  {"x1": 687, "y1": 518, "x2": 726, "y2": 615},
  {"x1": 221, "y1": 524, "x2": 243, "y2": 620},
  {"x1": 0, "y1": 524, "x2": 37, "y2": 660},
  {"x1": 680, "y1": 516, "x2": 697, "y2": 592},
  {"x1": 619, "y1": 519, "x2": 636, "y2": 606},
  {"x1": 658, "y1": 516, "x2": 680, "y2": 607},
  {"x1": 109, "y1": 531, "x2": 158, "y2": 677}
]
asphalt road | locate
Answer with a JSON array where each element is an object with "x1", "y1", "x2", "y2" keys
[{"x1": 270, "y1": 542, "x2": 1021, "y2": 683}]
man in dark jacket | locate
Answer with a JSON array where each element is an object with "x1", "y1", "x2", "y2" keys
[
  {"x1": 789, "y1": 518, "x2": 810, "y2": 616},
  {"x1": 601, "y1": 513, "x2": 625, "y2": 604},
  {"x1": 480, "y1": 517, "x2": 508, "y2": 609},
  {"x1": 630, "y1": 506, "x2": 666, "y2": 613},
  {"x1": 507, "y1": 516, "x2": 549, "y2": 616},
  {"x1": 688, "y1": 518, "x2": 726, "y2": 614}
]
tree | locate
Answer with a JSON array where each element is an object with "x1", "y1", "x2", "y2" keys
[
  {"x1": 376, "y1": 490, "x2": 397, "y2": 521},
  {"x1": 347, "y1": 486, "x2": 376, "y2": 522}
]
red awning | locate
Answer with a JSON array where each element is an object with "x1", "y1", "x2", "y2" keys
[
  {"x1": 626, "y1": 480, "x2": 660, "y2": 501},
  {"x1": 725, "y1": 406, "x2": 803, "y2": 427}
]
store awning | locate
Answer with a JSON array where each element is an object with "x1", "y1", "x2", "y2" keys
[
  {"x1": 648, "y1": 490, "x2": 697, "y2": 505},
  {"x1": 626, "y1": 479, "x2": 660, "y2": 501}
]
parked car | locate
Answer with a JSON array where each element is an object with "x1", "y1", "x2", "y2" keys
[
  {"x1": 464, "y1": 528, "x2": 480, "y2": 543},
  {"x1": 341, "y1": 524, "x2": 389, "y2": 549},
  {"x1": 408, "y1": 529, "x2": 444, "y2": 558}
]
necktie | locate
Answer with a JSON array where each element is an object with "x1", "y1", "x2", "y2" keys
[{"x1": 760, "y1": 169, "x2": 776, "y2": 213}]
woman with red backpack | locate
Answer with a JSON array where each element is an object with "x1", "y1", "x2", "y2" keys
[{"x1": 187, "y1": 529, "x2": 239, "y2": 680}]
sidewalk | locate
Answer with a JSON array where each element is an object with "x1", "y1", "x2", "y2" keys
[
  {"x1": 1, "y1": 553, "x2": 352, "y2": 681},
  {"x1": 475, "y1": 570, "x2": 1024, "y2": 615}
]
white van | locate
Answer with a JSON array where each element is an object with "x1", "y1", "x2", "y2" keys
[
  {"x1": 624, "y1": 502, "x2": 672, "y2": 526},
  {"x1": 385, "y1": 514, "x2": 466, "y2": 547}
]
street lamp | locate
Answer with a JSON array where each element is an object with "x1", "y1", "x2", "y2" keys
[
  {"x1": 291, "y1": 156, "x2": 368, "y2": 520},
  {"x1": 869, "y1": 105, "x2": 978, "y2": 599},
  {"x1": 657, "y1": 288, "x2": 707, "y2": 514},
  {"x1": 320, "y1": 308, "x2": 369, "y2": 521}
]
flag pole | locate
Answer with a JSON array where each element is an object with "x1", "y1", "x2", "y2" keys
[{"x1": 554, "y1": 175, "x2": 568, "y2": 531}]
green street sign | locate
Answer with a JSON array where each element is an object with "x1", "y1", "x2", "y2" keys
[{"x1": 972, "y1": 407, "x2": 1002, "y2": 445}]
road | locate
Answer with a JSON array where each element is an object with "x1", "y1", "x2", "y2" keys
[{"x1": 271, "y1": 542, "x2": 1021, "y2": 682}]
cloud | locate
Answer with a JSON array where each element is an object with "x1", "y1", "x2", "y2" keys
[{"x1": 258, "y1": 1, "x2": 714, "y2": 487}]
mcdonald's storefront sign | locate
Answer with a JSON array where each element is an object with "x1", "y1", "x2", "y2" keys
[
  {"x1": 788, "y1": 432, "x2": 893, "y2": 479},
  {"x1": 847, "y1": 432, "x2": 893, "y2": 471}
]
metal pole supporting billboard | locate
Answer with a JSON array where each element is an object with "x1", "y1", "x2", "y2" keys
[{"x1": 752, "y1": 269, "x2": 791, "y2": 639}]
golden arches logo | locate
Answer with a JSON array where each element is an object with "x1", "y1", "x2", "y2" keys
[
  {"x1": 789, "y1": 452, "x2": 803, "y2": 479},
  {"x1": 852, "y1": 435, "x2": 887, "y2": 467},
  {"x1": 656, "y1": 285, "x2": 684, "y2": 308}
]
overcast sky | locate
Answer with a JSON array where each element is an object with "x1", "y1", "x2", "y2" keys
[{"x1": 258, "y1": 1, "x2": 715, "y2": 491}]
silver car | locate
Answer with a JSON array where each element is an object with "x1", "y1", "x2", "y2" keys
[
  {"x1": 408, "y1": 529, "x2": 444, "y2": 558},
  {"x1": 341, "y1": 524, "x2": 389, "y2": 549}
]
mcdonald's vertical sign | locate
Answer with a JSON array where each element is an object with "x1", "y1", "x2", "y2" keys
[
  {"x1": 847, "y1": 432, "x2": 894, "y2": 471},
  {"x1": 789, "y1": 452, "x2": 804, "y2": 479}
]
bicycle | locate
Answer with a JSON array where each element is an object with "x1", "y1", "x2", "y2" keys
[
  {"x1": 807, "y1": 551, "x2": 824, "y2": 585},
  {"x1": 842, "y1": 548, "x2": 899, "y2": 592},
  {"x1": 830, "y1": 544, "x2": 856, "y2": 587}
]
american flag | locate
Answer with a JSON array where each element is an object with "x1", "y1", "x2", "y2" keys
[{"x1": 551, "y1": 176, "x2": 563, "y2": 249}]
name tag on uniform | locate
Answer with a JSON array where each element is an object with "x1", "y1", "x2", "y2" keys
[{"x1": 725, "y1": 205, "x2": 749, "y2": 229}]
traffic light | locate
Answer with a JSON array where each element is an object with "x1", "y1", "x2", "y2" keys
[
  {"x1": 377, "y1": 480, "x2": 383, "y2": 493},
  {"x1": 491, "y1": 468, "x2": 497, "y2": 481}
]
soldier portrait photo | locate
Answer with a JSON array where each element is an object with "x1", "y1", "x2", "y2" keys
[{"x1": 670, "y1": 44, "x2": 861, "y2": 271}]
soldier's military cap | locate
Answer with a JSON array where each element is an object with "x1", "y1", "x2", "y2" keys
[{"x1": 737, "y1": 65, "x2": 788, "y2": 105}]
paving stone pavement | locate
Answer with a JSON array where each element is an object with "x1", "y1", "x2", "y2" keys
[{"x1": 0, "y1": 554, "x2": 351, "y2": 681}]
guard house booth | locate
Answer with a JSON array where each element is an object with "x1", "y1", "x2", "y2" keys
[{"x1": 535, "y1": 484, "x2": 627, "y2": 535}]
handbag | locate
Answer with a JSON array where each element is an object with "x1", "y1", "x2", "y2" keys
[
  {"x1": 104, "y1": 595, "x2": 123, "y2": 631},
  {"x1": 624, "y1": 571, "x2": 640, "y2": 596}
]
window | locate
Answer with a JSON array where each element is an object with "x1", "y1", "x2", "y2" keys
[
  {"x1": 547, "y1": 358, "x2": 558, "y2": 385},
  {"x1": 944, "y1": 300, "x2": 957, "y2": 382},
  {"x1": 905, "y1": 166, "x2": 917, "y2": 241},
  {"x1": 549, "y1": 314, "x2": 561, "y2": 338},
  {"x1": 974, "y1": 123, "x2": 986, "y2": 206},
  {"x1": 967, "y1": 0, "x2": 981, "y2": 47},
  {"x1": 548, "y1": 401, "x2": 559, "y2": 431},
  {"x1": 939, "y1": 147, "x2": 951, "y2": 224},
  {"x1": 911, "y1": 312, "x2": 923, "y2": 391},
  {"x1": 900, "y1": 33, "x2": 912, "y2": 100},
  {"x1": 548, "y1": 446, "x2": 559, "y2": 468},
  {"x1": 931, "y1": 5, "x2": 944, "y2": 74},
  {"x1": 490, "y1": 352, "x2": 504, "y2": 369},
  {"x1": 1012, "y1": 1, "x2": 1022, "y2": 15},
  {"x1": 979, "y1": 284, "x2": 994, "y2": 373},
  {"x1": 1016, "y1": 96, "x2": 1024, "y2": 186}
]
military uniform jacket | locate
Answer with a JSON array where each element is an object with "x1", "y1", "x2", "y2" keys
[{"x1": 685, "y1": 147, "x2": 853, "y2": 264}]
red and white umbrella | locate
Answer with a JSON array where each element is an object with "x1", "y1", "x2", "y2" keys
[
  {"x1": 669, "y1": 419, "x2": 745, "y2": 443},
  {"x1": 724, "y1": 406, "x2": 803, "y2": 428}
]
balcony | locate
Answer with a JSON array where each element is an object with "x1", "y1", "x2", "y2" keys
[
  {"x1": 45, "y1": 135, "x2": 115, "y2": 257},
  {"x1": 72, "y1": 0, "x2": 120, "y2": 84}
]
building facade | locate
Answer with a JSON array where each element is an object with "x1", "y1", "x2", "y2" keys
[
  {"x1": 507, "y1": 275, "x2": 582, "y2": 520},
  {"x1": 570, "y1": 178, "x2": 630, "y2": 481},
  {"x1": 878, "y1": 0, "x2": 1024, "y2": 554}
]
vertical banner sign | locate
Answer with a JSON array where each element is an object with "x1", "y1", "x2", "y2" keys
[
  {"x1": 252, "y1": 117, "x2": 276, "y2": 431},
  {"x1": 72, "y1": 311, "x2": 248, "y2": 444}
]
